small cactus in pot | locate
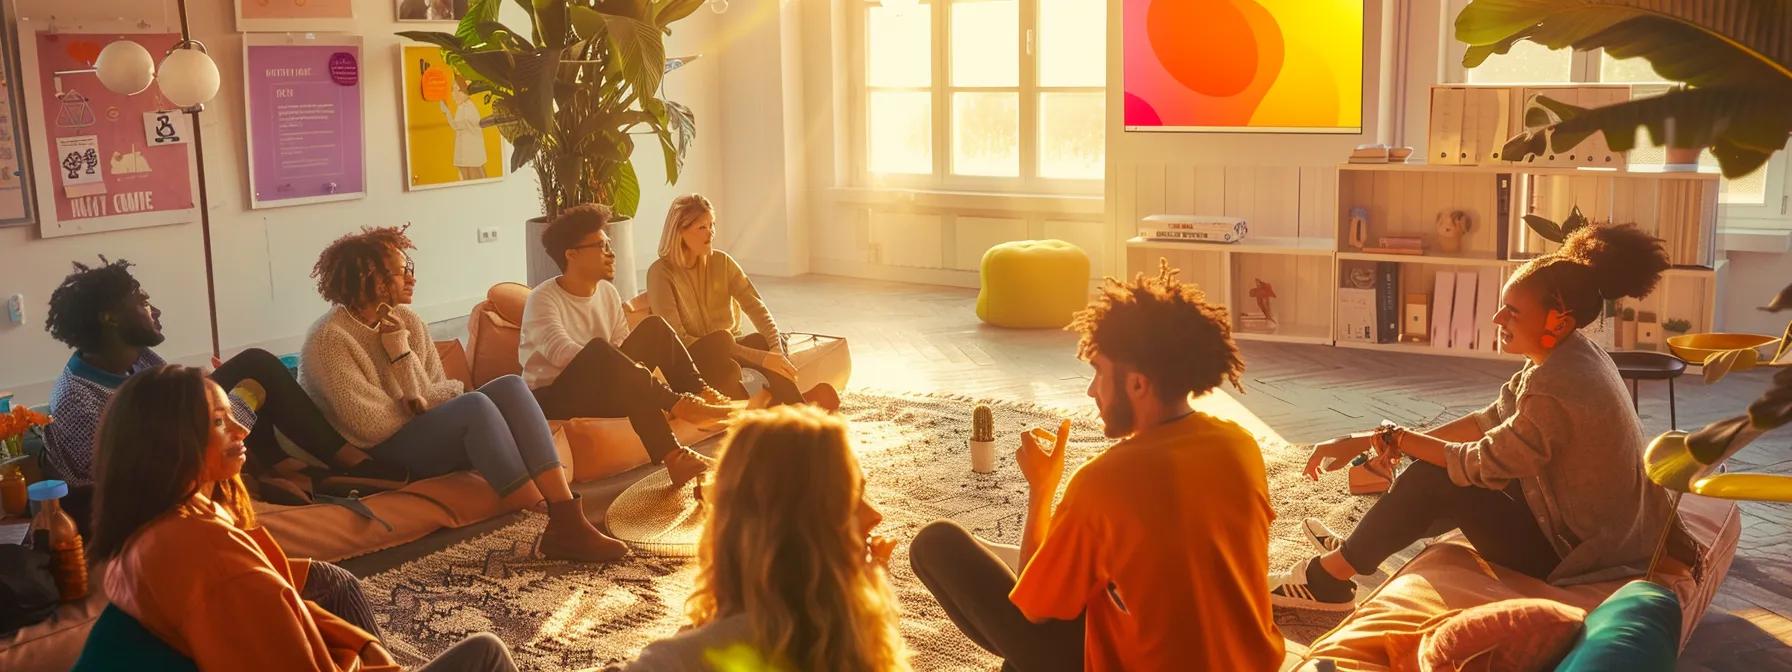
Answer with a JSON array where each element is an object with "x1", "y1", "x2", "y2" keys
[{"x1": 969, "y1": 404, "x2": 998, "y2": 473}]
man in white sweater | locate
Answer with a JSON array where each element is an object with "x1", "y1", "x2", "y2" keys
[{"x1": 522, "y1": 204, "x2": 732, "y2": 486}]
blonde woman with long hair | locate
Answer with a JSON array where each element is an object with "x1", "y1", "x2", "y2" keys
[
  {"x1": 627, "y1": 406, "x2": 909, "y2": 671},
  {"x1": 646, "y1": 194, "x2": 838, "y2": 410}
]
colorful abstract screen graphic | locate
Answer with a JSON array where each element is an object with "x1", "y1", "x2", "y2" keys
[{"x1": 1124, "y1": 0, "x2": 1363, "y2": 133}]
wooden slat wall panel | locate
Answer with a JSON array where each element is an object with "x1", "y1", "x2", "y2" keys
[
  {"x1": 1194, "y1": 166, "x2": 1227, "y2": 215},
  {"x1": 1043, "y1": 219, "x2": 1110, "y2": 279}
]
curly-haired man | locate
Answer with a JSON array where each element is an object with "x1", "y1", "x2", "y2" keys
[{"x1": 909, "y1": 260, "x2": 1283, "y2": 672}]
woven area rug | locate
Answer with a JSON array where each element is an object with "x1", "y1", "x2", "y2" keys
[{"x1": 361, "y1": 390, "x2": 1374, "y2": 671}]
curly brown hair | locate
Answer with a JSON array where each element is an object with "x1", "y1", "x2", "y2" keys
[
  {"x1": 311, "y1": 226, "x2": 414, "y2": 308},
  {"x1": 1509, "y1": 224, "x2": 1669, "y2": 330},
  {"x1": 1069, "y1": 258, "x2": 1244, "y2": 401}
]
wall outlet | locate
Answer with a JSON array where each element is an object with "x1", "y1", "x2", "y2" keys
[
  {"x1": 5, "y1": 294, "x2": 22, "y2": 326},
  {"x1": 477, "y1": 227, "x2": 499, "y2": 244}
]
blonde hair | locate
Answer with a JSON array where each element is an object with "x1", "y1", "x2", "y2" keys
[
  {"x1": 686, "y1": 406, "x2": 910, "y2": 672},
  {"x1": 657, "y1": 193, "x2": 715, "y2": 269}
]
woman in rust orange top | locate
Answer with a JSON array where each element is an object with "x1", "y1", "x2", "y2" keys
[{"x1": 88, "y1": 364, "x2": 519, "y2": 671}]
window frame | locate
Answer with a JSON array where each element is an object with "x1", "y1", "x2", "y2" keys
[
  {"x1": 1439, "y1": 0, "x2": 1790, "y2": 230},
  {"x1": 850, "y1": 0, "x2": 1105, "y2": 195}
]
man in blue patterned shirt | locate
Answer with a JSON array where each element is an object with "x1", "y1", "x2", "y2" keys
[{"x1": 42, "y1": 258, "x2": 404, "y2": 500}]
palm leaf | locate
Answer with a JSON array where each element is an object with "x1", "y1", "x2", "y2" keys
[
  {"x1": 510, "y1": 134, "x2": 541, "y2": 173},
  {"x1": 600, "y1": 12, "x2": 666, "y2": 99},
  {"x1": 458, "y1": 0, "x2": 506, "y2": 48},
  {"x1": 610, "y1": 160, "x2": 642, "y2": 219},
  {"x1": 1548, "y1": 86, "x2": 1792, "y2": 177},
  {"x1": 653, "y1": 0, "x2": 707, "y2": 29},
  {"x1": 1457, "y1": 0, "x2": 1792, "y2": 87},
  {"x1": 1522, "y1": 214, "x2": 1565, "y2": 243},
  {"x1": 534, "y1": 0, "x2": 571, "y2": 47}
]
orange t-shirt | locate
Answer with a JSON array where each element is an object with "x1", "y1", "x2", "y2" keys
[{"x1": 1009, "y1": 412, "x2": 1283, "y2": 671}]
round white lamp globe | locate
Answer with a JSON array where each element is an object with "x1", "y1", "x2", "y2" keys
[
  {"x1": 94, "y1": 40, "x2": 155, "y2": 95},
  {"x1": 157, "y1": 47, "x2": 220, "y2": 108}
]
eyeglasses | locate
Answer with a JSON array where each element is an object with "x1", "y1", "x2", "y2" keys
[
  {"x1": 569, "y1": 241, "x2": 614, "y2": 255},
  {"x1": 399, "y1": 255, "x2": 415, "y2": 278}
]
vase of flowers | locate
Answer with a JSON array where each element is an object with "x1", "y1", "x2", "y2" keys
[{"x1": 0, "y1": 406, "x2": 53, "y2": 461}]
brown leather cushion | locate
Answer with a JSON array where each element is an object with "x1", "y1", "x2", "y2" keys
[
  {"x1": 436, "y1": 339, "x2": 472, "y2": 390},
  {"x1": 487, "y1": 282, "x2": 531, "y2": 326},
  {"x1": 1304, "y1": 494, "x2": 1741, "y2": 671}
]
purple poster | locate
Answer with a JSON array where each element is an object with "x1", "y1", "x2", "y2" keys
[{"x1": 244, "y1": 37, "x2": 365, "y2": 208}]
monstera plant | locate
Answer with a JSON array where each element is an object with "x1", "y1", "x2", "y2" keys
[
  {"x1": 1456, "y1": 0, "x2": 1792, "y2": 178},
  {"x1": 400, "y1": 0, "x2": 701, "y2": 221}
]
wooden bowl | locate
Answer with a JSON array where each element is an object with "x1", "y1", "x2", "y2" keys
[{"x1": 1666, "y1": 333, "x2": 1778, "y2": 364}]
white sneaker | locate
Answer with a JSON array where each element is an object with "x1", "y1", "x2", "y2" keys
[
  {"x1": 1303, "y1": 517, "x2": 1344, "y2": 553},
  {"x1": 1269, "y1": 557, "x2": 1358, "y2": 612}
]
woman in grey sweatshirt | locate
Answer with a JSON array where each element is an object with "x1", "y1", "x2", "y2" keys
[{"x1": 1272, "y1": 225, "x2": 1687, "y2": 610}]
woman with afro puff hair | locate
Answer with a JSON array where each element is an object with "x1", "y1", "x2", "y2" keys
[
  {"x1": 909, "y1": 260, "x2": 1284, "y2": 672},
  {"x1": 299, "y1": 226, "x2": 628, "y2": 563},
  {"x1": 1272, "y1": 225, "x2": 1701, "y2": 611}
]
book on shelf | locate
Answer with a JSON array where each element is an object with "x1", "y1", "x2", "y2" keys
[
  {"x1": 1376, "y1": 262, "x2": 1400, "y2": 344},
  {"x1": 1495, "y1": 173, "x2": 1512, "y2": 260},
  {"x1": 1338, "y1": 288, "x2": 1377, "y2": 343},
  {"x1": 1431, "y1": 272, "x2": 1456, "y2": 348},
  {"x1": 1361, "y1": 247, "x2": 1426, "y2": 256},
  {"x1": 1378, "y1": 237, "x2": 1425, "y2": 249},
  {"x1": 1451, "y1": 271, "x2": 1479, "y2": 352},
  {"x1": 1473, "y1": 267, "x2": 1502, "y2": 352}
]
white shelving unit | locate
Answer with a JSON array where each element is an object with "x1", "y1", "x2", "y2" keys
[{"x1": 1125, "y1": 160, "x2": 1725, "y2": 360}]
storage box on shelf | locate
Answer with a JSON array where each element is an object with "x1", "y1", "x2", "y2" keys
[{"x1": 1428, "y1": 83, "x2": 1632, "y2": 168}]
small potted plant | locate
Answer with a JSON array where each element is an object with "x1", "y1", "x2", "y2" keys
[{"x1": 970, "y1": 404, "x2": 997, "y2": 473}]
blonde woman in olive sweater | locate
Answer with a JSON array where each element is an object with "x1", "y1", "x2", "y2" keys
[{"x1": 646, "y1": 194, "x2": 837, "y2": 409}]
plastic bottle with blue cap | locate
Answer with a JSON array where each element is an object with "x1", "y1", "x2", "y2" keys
[{"x1": 28, "y1": 480, "x2": 87, "y2": 601}]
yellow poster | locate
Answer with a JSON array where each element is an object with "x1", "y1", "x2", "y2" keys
[{"x1": 400, "y1": 45, "x2": 504, "y2": 190}]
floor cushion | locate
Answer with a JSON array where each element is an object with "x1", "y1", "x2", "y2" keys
[
  {"x1": 976, "y1": 240, "x2": 1090, "y2": 328},
  {"x1": 1301, "y1": 494, "x2": 1740, "y2": 671}
]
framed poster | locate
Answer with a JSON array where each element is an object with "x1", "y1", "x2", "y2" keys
[
  {"x1": 0, "y1": 3, "x2": 36, "y2": 228},
  {"x1": 244, "y1": 34, "x2": 366, "y2": 209},
  {"x1": 237, "y1": 0, "x2": 356, "y2": 32},
  {"x1": 397, "y1": 0, "x2": 470, "y2": 22},
  {"x1": 18, "y1": 31, "x2": 198, "y2": 239},
  {"x1": 399, "y1": 45, "x2": 504, "y2": 190}
]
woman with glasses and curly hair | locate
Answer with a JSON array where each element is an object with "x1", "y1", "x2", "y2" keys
[
  {"x1": 299, "y1": 226, "x2": 626, "y2": 562},
  {"x1": 627, "y1": 405, "x2": 908, "y2": 671}
]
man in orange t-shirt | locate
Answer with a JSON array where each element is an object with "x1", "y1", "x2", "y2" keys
[{"x1": 911, "y1": 261, "x2": 1284, "y2": 671}]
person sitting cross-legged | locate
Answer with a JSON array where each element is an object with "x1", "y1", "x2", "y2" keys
[
  {"x1": 909, "y1": 261, "x2": 1285, "y2": 672},
  {"x1": 300, "y1": 225, "x2": 627, "y2": 562},
  {"x1": 41, "y1": 257, "x2": 406, "y2": 509},
  {"x1": 92, "y1": 365, "x2": 515, "y2": 671},
  {"x1": 523, "y1": 203, "x2": 734, "y2": 489},
  {"x1": 1271, "y1": 225, "x2": 1700, "y2": 610}
]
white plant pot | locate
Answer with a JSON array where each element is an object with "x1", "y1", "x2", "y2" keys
[{"x1": 969, "y1": 439, "x2": 998, "y2": 474}]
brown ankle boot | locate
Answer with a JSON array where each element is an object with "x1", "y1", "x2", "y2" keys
[
  {"x1": 538, "y1": 494, "x2": 628, "y2": 562},
  {"x1": 804, "y1": 383, "x2": 842, "y2": 413},
  {"x1": 664, "y1": 448, "x2": 715, "y2": 488}
]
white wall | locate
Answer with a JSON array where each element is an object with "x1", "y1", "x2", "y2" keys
[{"x1": 0, "y1": 0, "x2": 725, "y2": 398}]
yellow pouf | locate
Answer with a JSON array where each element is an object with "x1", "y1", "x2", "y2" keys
[{"x1": 977, "y1": 240, "x2": 1091, "y2": 328}]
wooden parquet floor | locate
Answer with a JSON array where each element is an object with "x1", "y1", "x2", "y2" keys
[{"x1": 752, "y1": 273, "x2": 1792, "y2": 670}]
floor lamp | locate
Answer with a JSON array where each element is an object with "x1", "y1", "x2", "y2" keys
[{"x1": 90, "y1": 0, "x2": 224, "y2": 356}]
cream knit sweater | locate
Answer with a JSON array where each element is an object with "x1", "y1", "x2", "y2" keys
[{"x1": 299, "y1": 305, "x2": 464, "y2": 448}]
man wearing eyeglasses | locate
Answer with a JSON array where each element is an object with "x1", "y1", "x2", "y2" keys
[{"x1": 521, "y1": 204, "x2": 734, "y2": 489}]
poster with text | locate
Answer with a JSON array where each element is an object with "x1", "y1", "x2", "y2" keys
[
  {"x1": 400, "y1": 45, "x2": 504, "y2": 191},
  {"x1": 0, "y1": 2, "x2": 35, "y2": 228},
  {"x1": 237, "y1": 0, "x2": 355, "y2": 32},
  {"x1": 21, "y1": 31, "x2": 197, "y2": 239},
  {"x1": 245, "y1": 35, "x2": 366, "y2": 209}
]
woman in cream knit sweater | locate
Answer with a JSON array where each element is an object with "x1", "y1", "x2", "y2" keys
[
  {"x1": 299, "y1": 226, "x2": 625, "y2": 563},
  {"x1": 646, "y1": 194, "x2": 837, "y2": 409}
]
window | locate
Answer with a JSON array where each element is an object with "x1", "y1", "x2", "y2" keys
[
  {"x1": 1440, "y1": 1, "x2": 1790, "y2": 227},
  {"x1": 858, "y1": 0, "x2": 1106, "y2": 191}
]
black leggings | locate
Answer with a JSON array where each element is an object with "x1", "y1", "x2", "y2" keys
[
  {"x1": 531, "y1": 317, "x2": 705, "y2": 463},
  {"x1": 688, "y1": 331, "x2": 804, "y2": 405},
  {"x1": 910, "y1": 520, "x2": 1084, "y2": 672},
  {"x1": 1341, "y1": 461, "x2": 1562, "y2": 579},
  {"x1": 210, "y1": 348, "x2": 346, "y2": 469}
]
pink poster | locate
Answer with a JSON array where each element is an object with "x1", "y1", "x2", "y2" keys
[{"x1": 32, "y1": 32, "x2": 195, "y2": 232}]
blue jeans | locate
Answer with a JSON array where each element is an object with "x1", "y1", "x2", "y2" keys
[{"x1": 373, "y1": 375, "x2": 560, "y2": 496}]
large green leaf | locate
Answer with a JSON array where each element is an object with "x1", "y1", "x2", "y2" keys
[
  {"x1": 652, "y1": 0, "x2": 707, "y2": 29},
  {"x1": 510, "y1": 48, "x2": 564, "y2": 134},
  {"x1": 458, "y1": 0, "x2": 506, "y2": 48},
  {"x1": 395, "y1": 31, "x2": 465, "y2": 52},
  {"x1": 510, "y1": 134, "x2": 541, "y2": 172},
  {"x1": 600, "y1": 13, "x2": 667, "y2": 98},
  {"x1": 610, "y1": 160, "x2": 642, "y2": 219},
  {"x1": 1457, "y1": 0, "x2": 1792, "y2": 88},
  {"x1": 569, "y1": 5, "x2": 607, "y2": 41},
  {"x1": 534, "y1": 0, "x2": 571, "y2": 47},
  {"x1": 1548, "y1": 86, "x2": 1792, "y2": 177}
]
